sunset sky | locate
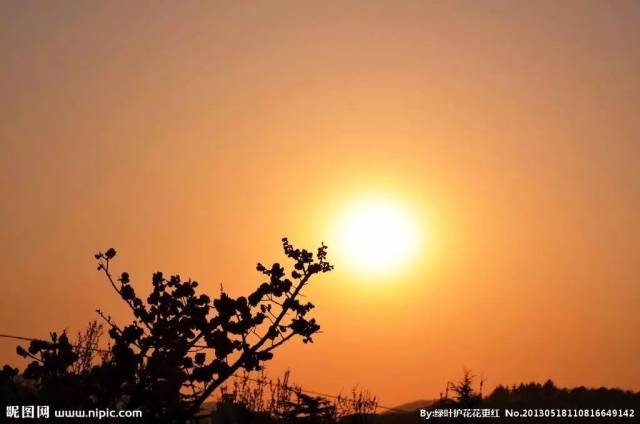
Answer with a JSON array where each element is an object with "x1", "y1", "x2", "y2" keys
[{"x1": 1, "y1": 0, "x2": 639, "y2": 406}]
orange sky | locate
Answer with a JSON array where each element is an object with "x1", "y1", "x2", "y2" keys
[{"x1": 1, "y1": 0, "x2": 639, "y2": 406}]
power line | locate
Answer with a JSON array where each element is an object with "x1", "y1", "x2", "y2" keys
[
  {"x1": 0, "y1": 333, "x2": 111, "y2": 353},
  {"x1": 226, "y1": 373, "x2": 406, "y2": 414},
  {"x1": 0, "y1": 334, "x2": 38, "y2": 343},
  {"x1": 0, "y1": 333, "x2": 408, "y2": 414}
]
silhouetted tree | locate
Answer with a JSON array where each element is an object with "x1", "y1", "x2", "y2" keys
[
  {"x1": 448, "y1": 369, "x2": 481, "y2": 408},
  {"x1": 14, "y1": 331, "x2": 87, "y2": 408},
  {"x1": 2, "y1": 238, "x2": 332, "y2": 421},
  {"x1": 279, "y1": 391, "x2": 336, "y2": 423},
  {"x1": 71, "y1": 320, "x2": 105, "y2": 375}
]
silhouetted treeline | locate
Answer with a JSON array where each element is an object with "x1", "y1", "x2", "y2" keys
[
  {"x1": 427, "y1": 370, "x2": 640, "y2": 423},
  {"x1": 434, "y1": 369, "x2": 640, "y2": 411},
  {"x1": 483, "y1": 379, "x2": 640, "y2": 411}
]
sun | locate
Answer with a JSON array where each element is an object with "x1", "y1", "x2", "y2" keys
[{"x1": 332, "y1": 197, "x2": 422, "y2": 276}]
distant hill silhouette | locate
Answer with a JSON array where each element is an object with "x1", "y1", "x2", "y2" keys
[{"x1": 385, "y1": 399, "x2": 436, "y2": 413}]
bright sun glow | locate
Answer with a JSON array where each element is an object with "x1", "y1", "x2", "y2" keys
[{"x1": 333, "y1": 197, "x2": 422, "y2": 276}]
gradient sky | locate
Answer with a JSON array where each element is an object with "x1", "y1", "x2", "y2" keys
[{"x1": 1, "y1": 0, "x2": 639, "y2": 406}]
